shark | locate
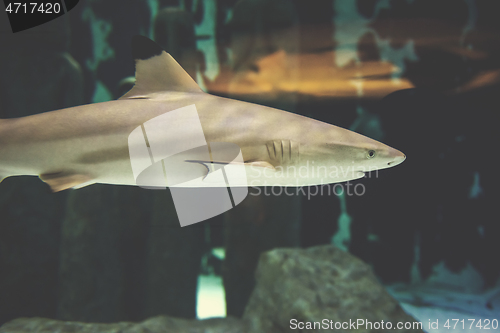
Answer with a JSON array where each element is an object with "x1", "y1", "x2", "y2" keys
[{"x1": 0, "y1": 36, "x2": 405, "y2": 192}]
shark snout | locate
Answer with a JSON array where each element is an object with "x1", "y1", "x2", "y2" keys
[{"x1": 387, "y1": 149, "x2": 406, "y2": 166}]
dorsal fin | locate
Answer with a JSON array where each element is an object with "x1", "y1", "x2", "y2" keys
[{"x1": 120, "y1": 35, "x2": 202, "y2": 99}]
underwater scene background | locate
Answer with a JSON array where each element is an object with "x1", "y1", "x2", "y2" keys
[{"x1": 0, "y1": 0, "x2": 499, "y2": 332}]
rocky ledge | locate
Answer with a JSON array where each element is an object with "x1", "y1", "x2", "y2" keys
[{"x1": 0, "y1": 245, "x2": 422, "y2": 333}]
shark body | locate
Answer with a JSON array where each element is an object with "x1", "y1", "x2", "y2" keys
[{"x1": 0, "y1": 36, "x2": 405, "y2": 192}]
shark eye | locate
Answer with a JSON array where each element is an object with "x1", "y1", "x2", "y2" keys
[{"x1": 367, "y1": 150, "x2": 376, "y2": 159}]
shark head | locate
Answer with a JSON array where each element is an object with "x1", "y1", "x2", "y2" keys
[
  {"x1": 270, "y1": 117, "x2": 406, "y2": 185},
  {"x1": 324, "y1": 125, "x2": 406, "y2": 172}
]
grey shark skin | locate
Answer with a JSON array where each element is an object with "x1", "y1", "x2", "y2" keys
[{"x1": 0, "y1": 36, "x2": 405, "y2": 192}]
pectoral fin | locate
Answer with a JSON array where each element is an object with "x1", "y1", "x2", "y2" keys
[{"x1": 39, "y1": 172, "x2": 94, "y2": 192}]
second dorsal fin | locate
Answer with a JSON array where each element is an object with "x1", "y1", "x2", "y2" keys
[{"x1": 120, "y1": 35, "x2": 202, "y2": 99}]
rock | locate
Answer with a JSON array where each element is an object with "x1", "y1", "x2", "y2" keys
[
  {"x1": 243, "y1": 245, "x2": 423, "y2": 332},
  {"x1": 0, "y1": 316, "x2": 247, "y2": 333},
  {"x1": 223, "y1": 191, "x2": 301, "y2": 317},
  {"x1": 1, "y1": 245, "x2": 423, "y2": 333}
]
